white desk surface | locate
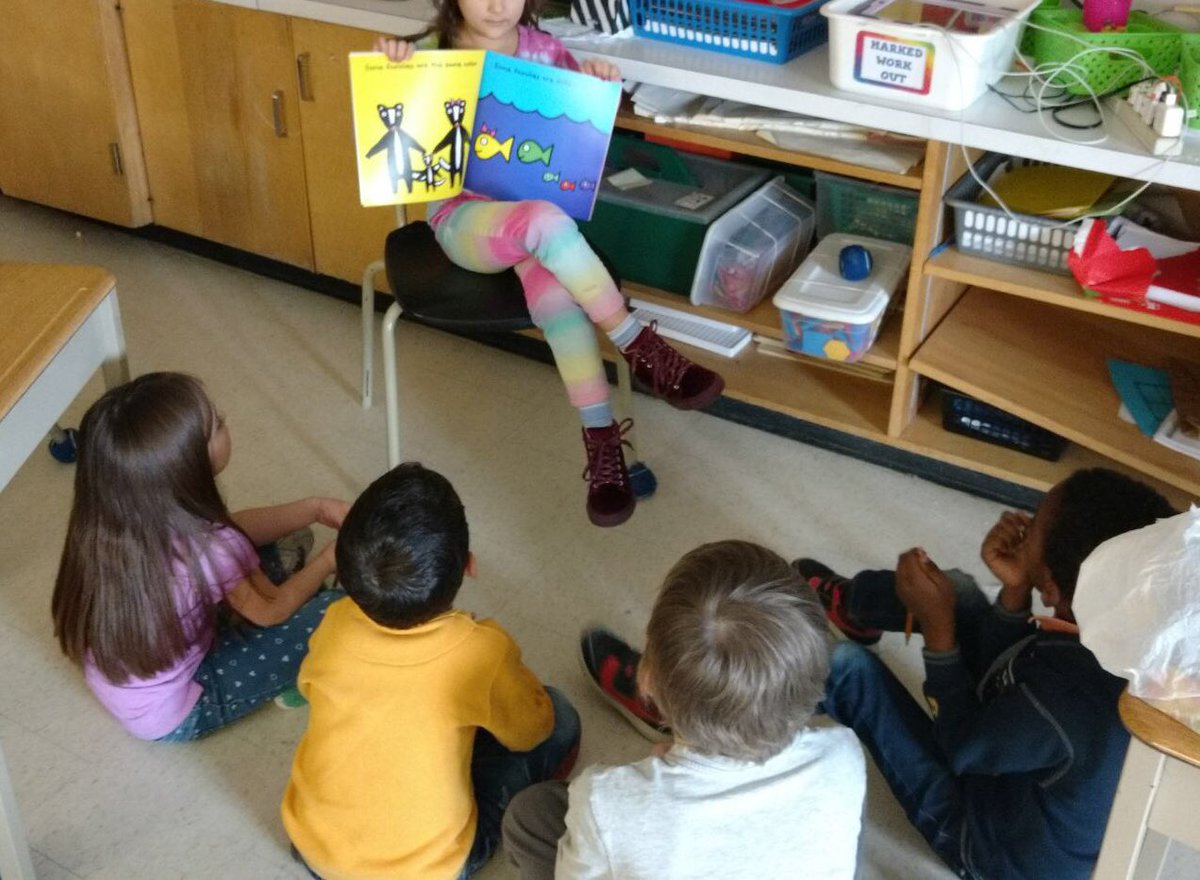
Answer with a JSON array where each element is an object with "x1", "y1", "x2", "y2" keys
[
  {"x1": 218, "y1": 0, "x2": 1200, "y2": 190},
  {"x1": 0, "y1": 262, "x2": 130, "y2": 880}
]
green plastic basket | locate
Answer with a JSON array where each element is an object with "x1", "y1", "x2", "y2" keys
[
  {"x1": 814, "y1": 171, "x2": 919, "y2": 246},
  {"x1": 1026, "y1": 10, "x2": 1183, "y2": 97},
  {"x1": 1183, "y1": 33, "x2": 1200, "y2": 130}
]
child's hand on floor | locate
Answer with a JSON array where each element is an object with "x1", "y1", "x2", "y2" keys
[
  {"x1": 896, "y1": 548, "x2": 956, "y2": 652},
  {"x1": 981, "y1": 510, "x2": 1033, "y2": 594},
  {"x1": 375, "y1": 36, "x2": 416, "y2": 63},
  {"x1": 579, "y1": 58, "x2": 622, "y2": 81}
]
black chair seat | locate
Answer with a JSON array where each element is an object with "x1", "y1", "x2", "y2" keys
[{"x1": 383, "y1": 221, "x2": 621, "y2": 334}]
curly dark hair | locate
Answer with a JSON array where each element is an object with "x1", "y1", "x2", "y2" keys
[
  {"x1": 406, "y1": 0, "x2": 547, "y2": 47},
  {"x1": 1043, "y1": 468, "x2": 1176, "y2": 601}
]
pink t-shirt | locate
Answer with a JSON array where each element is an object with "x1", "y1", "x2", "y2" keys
[{"x1": 83, "y1": 525, "x2": 258, "y2": 740}]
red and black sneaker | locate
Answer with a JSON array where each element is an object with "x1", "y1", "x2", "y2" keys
[
  {"x1": 791, "y1": 558, "x2": 882, "y2": 646},
  {"x1": 579, "y1": 627, "x2": 672, "y2": 743}
]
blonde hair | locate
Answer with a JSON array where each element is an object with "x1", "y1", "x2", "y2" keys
[{"x1": 643, "y1": 541, "x2": 830, "y2": 762}]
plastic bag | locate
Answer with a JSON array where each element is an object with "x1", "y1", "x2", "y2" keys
[{"x1": 1074, "y1": 506, "x2": 1200, "y2": 732}]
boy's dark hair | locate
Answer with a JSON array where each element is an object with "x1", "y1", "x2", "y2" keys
[
  {"x1": 336, "y1": 462, "x2": 470, "y2": 629},
  {"x1": 1045, "y1": 468, "x2": 1176, "y2": 601},
  {"x1": 642, "y1": 541, "x2": 830, "y2": 763}
]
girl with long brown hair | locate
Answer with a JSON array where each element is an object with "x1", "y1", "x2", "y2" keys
[{"x1": 51, "y1": 372, "x2": 350, "y2": 741}]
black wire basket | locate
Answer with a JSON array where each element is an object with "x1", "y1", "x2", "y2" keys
[{"x1": 941, "y1": 389, "x2": 1070, "y2": 462}]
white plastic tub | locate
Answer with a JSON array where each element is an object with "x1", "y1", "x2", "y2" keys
[
  {"x1": 773, "y1": 233, "x2": 911, "y2": 362},
  {"x1": 821, "y1": 0, "x2": 1039, "y2": 111}
]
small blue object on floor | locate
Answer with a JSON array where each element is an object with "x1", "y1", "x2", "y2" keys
[
  {"x1": 48, "y1": 426, "x2": 78, "y2": 463},
  {"x1": 629, "y1": 461, "x2": 657, "y2": 498}
]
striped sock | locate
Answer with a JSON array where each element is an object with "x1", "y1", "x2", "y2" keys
[
  {"x1": 580, "y1": 401, "x2": 614, "y2": 429},
  {"x1": 607, "y1": 314, "x2": 642, "y2": 351}
]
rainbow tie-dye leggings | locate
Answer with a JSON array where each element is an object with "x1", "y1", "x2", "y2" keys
[{"x1": 431, "y1": 196, "x2": 626, "y2": 408}]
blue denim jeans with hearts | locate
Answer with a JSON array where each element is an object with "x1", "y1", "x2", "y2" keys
[{"x1": 156, "y1": 589, "x2": 343, "y2": 742}]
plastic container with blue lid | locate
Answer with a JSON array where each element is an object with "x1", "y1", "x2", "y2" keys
[{"x1": 772, "y1": 233, "x2": 911, "y2": 362}]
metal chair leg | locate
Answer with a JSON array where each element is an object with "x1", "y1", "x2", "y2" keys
[
  {"x1": 615, "y1": 356, "x2": 637, "y2": 453},
  {"x1": 361, "y1": 258, "x2": 386, "y2": 409},
  {"x1": 381, "y1": 300, "x2": 405, "y2": 469}
]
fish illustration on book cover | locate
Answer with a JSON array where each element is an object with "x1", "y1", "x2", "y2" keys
[
  {"x1": 350, "y1": 50, "x2": 619, "y2": 219},
  {"x1": 463, "y1": 53, "x2": 618, "y2": 220}
]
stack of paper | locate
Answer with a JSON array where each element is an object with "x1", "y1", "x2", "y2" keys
[{"x1": 626, "y1": 85, "x2": 925, "y2": 174}]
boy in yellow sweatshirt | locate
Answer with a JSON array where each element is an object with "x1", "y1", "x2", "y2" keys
[{"x1": 282, "y1": 463, "x2": 580, "y2": 880}]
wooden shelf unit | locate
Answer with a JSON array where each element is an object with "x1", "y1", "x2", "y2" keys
[
  {"x1": 926, "y1": 249, "x2": 1200, "y2": 341},
  {"x1": 909, "y1": 288, "x2": 1200, "y2": 498},
  {"x1": 610, "y1": 114, "x2": 1200, "y2": 505}
]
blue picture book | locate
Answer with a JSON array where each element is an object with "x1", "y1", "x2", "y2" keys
[{"x1": 350, "y1": 50, "x2": 621, "y2": 220}]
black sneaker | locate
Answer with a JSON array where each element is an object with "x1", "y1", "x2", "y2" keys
[
  {"x1": 579, "y1": 628, "x2": 671, "y2": 742},
  {"x1": 791, "y1": 558, "x2": 882, "y2": 646}
]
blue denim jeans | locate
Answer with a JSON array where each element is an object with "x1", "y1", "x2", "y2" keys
[
  {"x1": 460, "y1": 686, "x2": 581, "y2": 878},
  {"x1": 157, "y1": 589, "x2": 343, "y2": 742},
  {"x1": 289, "y1": 686, "x2": 581, "y2": 880},
  {"x1": 820, "y1": 570, "x2": 993, "y2": 879}
]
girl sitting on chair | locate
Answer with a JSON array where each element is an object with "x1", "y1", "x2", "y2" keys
[{"x1": 375, "y1": 0, "x2": 724, "y2": 528}]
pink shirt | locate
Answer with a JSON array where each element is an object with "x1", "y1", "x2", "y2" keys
[
  {"x1": 427, "y1": 25, "x2": 582, "y2": 228},
  {"x1": 515, "y1": 24, "x2": 581, "y2": 72},
  {"x1": 83, "y1": 525, "x2": 257, "y2": 740}
]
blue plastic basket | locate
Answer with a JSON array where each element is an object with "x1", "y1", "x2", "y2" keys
[{"x1": 629, "y1": 0, "x2": 829, "y2": 64}]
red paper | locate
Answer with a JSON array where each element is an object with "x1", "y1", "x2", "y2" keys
[
  {"x1": 1066, "y1": 218, "x2": 1157, "y2": 298},
  {"x1": 1153, "y1": 249, "x2": 1200, "y2": 300},
  {"x1": 1065, "y1": 219, "x2": 1200, "y2": 325}
]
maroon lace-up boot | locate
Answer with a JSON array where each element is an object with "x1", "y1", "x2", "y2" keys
[
  {"x1": 620, "y1": 323, "x2": 725, "y2": 410},
  {"x1": 582, "y1": 419, "x2": 636, "y2": 527}
]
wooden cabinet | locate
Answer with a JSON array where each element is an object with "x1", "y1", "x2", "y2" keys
[
  {"x1": 291, "y1": 17, "x2": 400, "y2": 285},
  {"x1": 0, "y1": 0, "x2": 150, "y2": 227},
  {"x1": 122, "y1": 3, "x2": 397, "y2": 281},
  {"x1": 122, "y1": 0, "x2": 313, "y2": 269}
]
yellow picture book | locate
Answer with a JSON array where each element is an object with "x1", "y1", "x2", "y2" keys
[
  {"x1": 350, "y1": 50, "x2": 484, "y2": 208},
  {"x1": 349, "y1": 50, "x2": 621, "y2": 219}
]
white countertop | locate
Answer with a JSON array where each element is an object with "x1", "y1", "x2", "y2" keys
[{"x1": 229, "y1": 0, "x2": 1200, "y2": 190}]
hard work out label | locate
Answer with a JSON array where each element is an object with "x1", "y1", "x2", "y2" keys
[{"x1": 854, "y1": 32, "x2": 934, "y2": 94}]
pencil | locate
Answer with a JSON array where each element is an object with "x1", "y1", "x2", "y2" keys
[{"x1": 904, "y1": 611, "x2": 914, "y2": 645}]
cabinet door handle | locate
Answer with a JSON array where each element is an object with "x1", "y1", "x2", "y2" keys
[
  {"x1": 109, "y1": 143, "x2": 124, "y2": 176},
  {"x1": 272, "y1": 90, "x2": 287, "y2": 137},
  {"x1": 297, "y1": 52, "x2": 314, "y2": 102}
]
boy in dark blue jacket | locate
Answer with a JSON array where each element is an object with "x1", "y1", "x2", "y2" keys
[{"x1": 807, "y1": 468, "x2": 1176, "y2": 880}]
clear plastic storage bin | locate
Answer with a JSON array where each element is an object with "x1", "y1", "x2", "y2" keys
[
  {"x1": 772, "y1": 233, "x2": 911, "y2": 362},
  {"x1": 690, "y1": 177, "x2": 816, "y2": 313}
]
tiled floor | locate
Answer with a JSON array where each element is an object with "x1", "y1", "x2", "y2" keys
[{"x1": 0, "y1": 194, "x2": 1191, "y2": 879}]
